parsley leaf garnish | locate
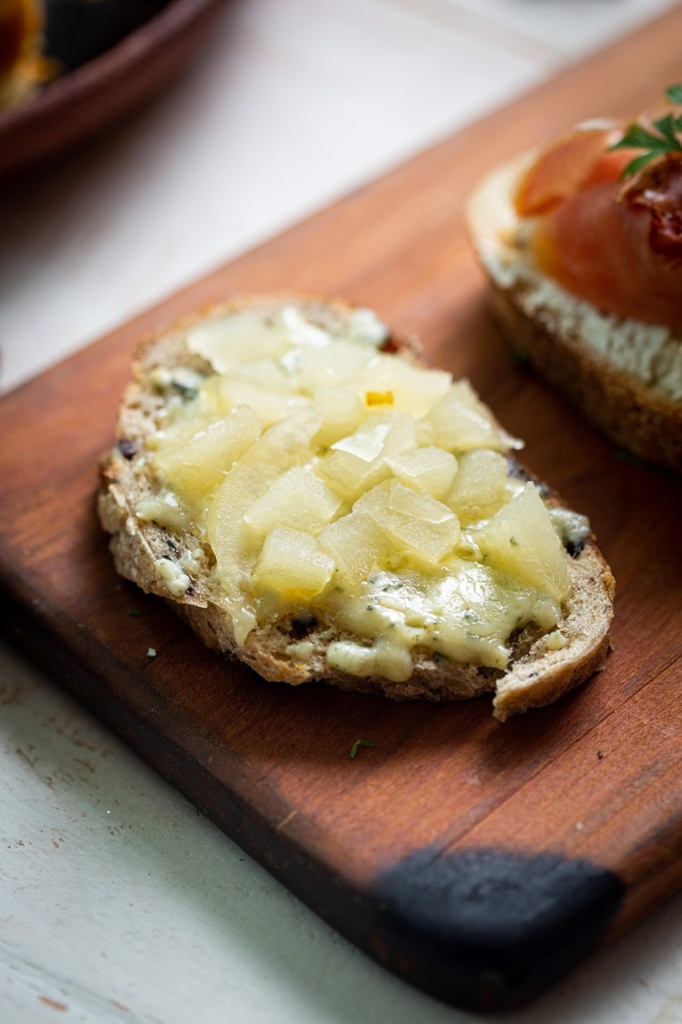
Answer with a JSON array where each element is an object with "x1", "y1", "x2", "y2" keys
[
  {"x1": 610, "y1": 84, "x2": 682, "y2": 177},
  {"x1": 349, "y1": 738, "x2": 374, "y2": 759}
]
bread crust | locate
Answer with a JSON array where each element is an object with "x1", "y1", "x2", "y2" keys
[
  {"x1": 486, "y1": 283, "x2": 682, "y2": 473},
  {"x1": 99, "y1": 295, "x2": 615, "y2": 720},
  {"x1": 467, "y1": 157, "x2": 682, "y2": 473}
]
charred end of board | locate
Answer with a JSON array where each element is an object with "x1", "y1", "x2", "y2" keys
[{"x1": 369, "y1": 845, "x2": 624, "y2": 1012}]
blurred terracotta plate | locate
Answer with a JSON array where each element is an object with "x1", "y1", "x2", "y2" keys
[{"x1": 0, "y1": 0, "x2": 227, "y2": 180}]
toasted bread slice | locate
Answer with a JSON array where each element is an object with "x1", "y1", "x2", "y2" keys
[
  {"x1": 467, "y1": 154, "x2": 682, "y2": 473},
  {"x1": 98, "y1": 295, "x2": 614, "y2": 720}
]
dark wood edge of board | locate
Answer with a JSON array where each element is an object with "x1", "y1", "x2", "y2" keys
[{"x1": 0, "y1": 588, "x2": 625, "y2": 1012}]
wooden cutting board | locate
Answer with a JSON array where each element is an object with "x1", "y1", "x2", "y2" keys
[{"x1": 2, "y1": 8, "x2": 682, "y2": 1012}]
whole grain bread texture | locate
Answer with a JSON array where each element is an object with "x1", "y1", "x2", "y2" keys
[
  {"x1": 467, "y1": 155, "x2": 682, "y2": 474},
  {"x1": 98, "y1": 295, "x2": 614, "y2": 721}
]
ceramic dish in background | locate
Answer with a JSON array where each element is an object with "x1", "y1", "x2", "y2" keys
[{"x1": 0, "y1": 0, "x2": 227, "y2": 181}]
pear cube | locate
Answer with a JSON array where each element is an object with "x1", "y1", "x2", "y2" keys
[
  {"x1": 312, "y1": 386, "x2": 367, "y2": 448},
  {"x1": 243, "y1": 467, "x2": 342, "y2": 536},
  {"x1": 425, "y1": 381, "x2": 518, "y2": 453},
  {"x1": 219, "y1": 378, "x2": 311, "y2": 428},
  {"x1": 317, "y1": 511, "x2": 390, "y2": 585},
  {"x1": 447, "y1": 449, "x2": 510, "y2": 523},
  {"x1": 252, "y1": 526, "x2": 335, "y2": 601},
  {"x1": 386, "y1": 446, "x2": 458, "y2": 500},
  {"x1": 186, "y1": 311, "x2": 290, "y2": 373},
  {"x1": 297, "y1": 340, "x2": 374, "y2": 394},
  {"x1": 206, "y1": 409, "x2": 322, "y2": 585},
  {"x1": 319, "y1": 412, "x2": 417, "y2": 501},
  {"x1": 355, "y1": 479, "x2": 460, "y2": 567},
  {"x1": 477, "y1": 483, "x2": 570, "y2": 601},
  {"x1": 154, "y1": 405, "x2": 262, "y2": 501}
]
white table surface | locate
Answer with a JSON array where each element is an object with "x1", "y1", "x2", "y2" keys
[{"x1": 2, "y1": 1, "x2": 682, "y2": 1021}]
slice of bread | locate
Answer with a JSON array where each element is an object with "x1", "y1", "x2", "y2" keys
[
  {"x1": 467, "y1": 154, "x2": 682, "y2": 473},
  {"x1": 98, "y1": 295, "x2": 614, "y2": 720}
]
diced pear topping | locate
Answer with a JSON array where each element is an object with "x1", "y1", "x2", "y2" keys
[
  {"x1": 230, "y1": 358, "x2": 295, "y2": 393},
  {"x1": 426, "y1": 380, "x2": 521, "y2": 452},
  {"x1": 312, "y1": 386, "x2": 367, "y2": 447},
  {"x1": 317, "y1": 511, "x2": 390, "y2": 586},
  {"x1": 252, "y1": 526, "x2": 335, "y2": 602},
  {"x1": 277, "y1": 305, "x2": 331, "y2": 348},
  {"x1": 447, "y1": 448, "x2": 511, "y2": 524},
  {"x1": 244, "y1": 467, "x2": 342, "y2": 537},
  {"x1": 477, "y1": 483, "x2": 570, "y2": 601},
  {"x1": 148, "y1": 305, "x2": 579, "y2": 676},
  {"x1": 331, "y1": 419, "x2": 393, "y2": 460},
  {"x1": 297, "y1": 339, "x2": 374, "y2": 394},
  {"x1": 355, "y1": 479, "x2": 460, "y2": 568},
  {"x1": 153, "y1": 405, "x2": 262, "y2": 502},
  {"x1": 217, "y1": 379, "x2": 311, "y2": 429},
  {"x1": 319, "y1": 412, "x2": 417, "y2": 501},
  {"x1": 206, "y1": 409, "x2": 322, "y2": 589},
  {"x1": 187, "y1": 311, "x2": 291, "y2": 373},
  {"x1": 386, "y1": 447, "x2": 458, "y2": 500}
]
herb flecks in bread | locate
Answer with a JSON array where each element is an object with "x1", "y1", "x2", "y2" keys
[
  {"x1": 467, "y1": 87, "x2": 682, "y2": 473},
  {"x1": 99, "y1": 297, "x2": 614, "y2": 720}
]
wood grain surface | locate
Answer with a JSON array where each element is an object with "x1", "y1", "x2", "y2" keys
[{"x1": 1, "y1": 6, "x2": 682, "y2": 1011}]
